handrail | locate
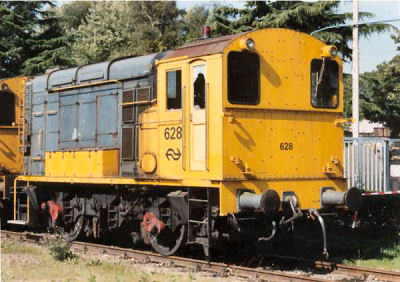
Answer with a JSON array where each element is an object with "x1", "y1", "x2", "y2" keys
[
  {"x1": 182, "y1": 86, "x2": 186, "y2": 171},
  {"x1": 49, "y1": 79, "x2": 120, "y2": 92}
]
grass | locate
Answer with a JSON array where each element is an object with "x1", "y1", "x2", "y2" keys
[
  {"x1": 1, "y1": 241, "x2": 45, "y2": 256},
  {"x1": 344, "y1": 242, "x2": 400, "y2": 270},
  {"x1": 1, "y1": 240, "x2": 222, "y2": 282},
  {"x1": 269, "y1": 219, "x2": 400, "y2": 271}
]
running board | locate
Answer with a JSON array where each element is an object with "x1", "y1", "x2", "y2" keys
[{"x1": 7, "y1": 220, "x2": 28, "y2": 225}]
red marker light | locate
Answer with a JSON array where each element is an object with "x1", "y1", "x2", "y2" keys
[{"x1": 202, "y1": 26, "x2": 211, "y2": 39}]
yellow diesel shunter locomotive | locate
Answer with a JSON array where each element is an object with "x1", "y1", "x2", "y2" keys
[{"x1": 5, "y1": 28, "x2": 361, "y2": 257}]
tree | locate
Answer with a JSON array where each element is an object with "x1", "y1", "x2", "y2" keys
[
  {"x1": 207, "y1": 1, "x2": 390, "y2": 61},
  {"x1": 58, "y1": 1, "x2": 93, "y2": 31},
  {"x1": 71, "y1": 1, "x2": 185, "y2": 64},
  {"x1": 183, "y1": 6, "x2": 209, "y2": 43},
  {"x1": 358, "y1": 56, "x2": 400, "y2": 137},
  {"x1": 0, "y1": 1, "x2": 73, "y2": 77},
  {"x1": 22, "y1": 6, "x2": 74, "y2": 75},
  {"x1": 343, "y1": 73, "x2": 381, "y2": 120},
  {"x1": 122, "y1": 1, "x2": 186, "y2": 56},
  {"x1": 70, "y1": 2, "x2": 127, "y2": 65}
]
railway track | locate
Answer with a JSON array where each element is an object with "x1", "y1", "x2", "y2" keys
[
  {"x1": 1, "y1": 230, "x2": 399, "y2": 281},
  {"x1": 266, "y1": 254, "x2": 400, "y2": 281}
]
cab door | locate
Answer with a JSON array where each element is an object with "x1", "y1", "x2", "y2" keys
[{"x1": 189, "y1": 62, "x2": 207, "y2": 171}]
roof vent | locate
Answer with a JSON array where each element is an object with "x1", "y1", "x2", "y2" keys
[{"x1": 202, "y1": 26, "x2": 211, "y2": 39}]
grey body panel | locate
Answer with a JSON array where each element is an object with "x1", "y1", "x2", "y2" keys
[
  {"x1": 29, "y1": 75, "x2": 49, "y2": 175},
  {"x1": 77, "y1": 62, "x2": 109, "y2": 84},
  {"x1": 26, "y1": 54, "x2": 159, "y2": 176},
  {"x1": 109, "y1": 54, "x2": 159, "y2": 80},
  {"x1": 48, "y1": 68, "x2": 78, "y2": 88},
  {"x1": 58, "y1": 85, "x2": 120, "y2": 150}
]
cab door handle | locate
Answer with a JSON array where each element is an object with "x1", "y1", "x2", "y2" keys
[{"x1": 334, "y1": 118, "x2": 353, "y2": 127}]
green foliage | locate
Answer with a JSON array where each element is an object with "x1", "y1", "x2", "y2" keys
[
  {"x1": 343, "y1": 73, "x2": 381, "y2": 120},
  {"x1": 58, "y1": 1, "x2": 93, "y2": 31},
  {"x1": 207, "y1": 1, "x2": 391, "y2": 61},
  {"x1": 0, "y1": 1, "x2": 75, "y2": 77},
  {"x1": 71, "y1": 1, "x2": 185, "y2": 65},
  {"x1": 86, "y1": 259, "x2": 102, "y2": 267},
  {"x1": 124, "y1": 1, "x2": 185, "y2": 55},
  {"x1": 70, "y1": 2, "x2": 127, "y2": 65},
  {"x1": 49, "y1": 238, "x2": 75, "y2": 261},
  {"x1": 358, "y1": 55, "x2": 400, "y2": 137},
  {"x1": 183, "y1": 6, "x2": 209, "y2": 43},
  {"x1": 22, "y1": 7, "x2": 75, "y2": 75},
  {"x1": 344, "y1": 51, "x2": 400, "y2": 137},
  {"x1": 0, "y1": 1, "x2": 190, "y2": 75},
  {"x1": 87, "y1": 274, "x2": 96, "y2": 282},
  {"x1": 139, "y1": 272, "x2": 150, "y2": 282}
]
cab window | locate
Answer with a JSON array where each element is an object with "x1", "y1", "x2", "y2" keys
[
  {"x1": 311, "y1": 59, "x2": 339, "y2": 108},
  {"x1": 0, "y1": 90, "x2": 15, "y2": 125},
  {"x1": 228, "y1": 51, "x2": 260, "y2": 105},
  {"x1": 167, "y1": 70, "x2": 182, "y2": 110},
  {"x1": 193, "y1": 65, "x2": 205, "y2": 109}
]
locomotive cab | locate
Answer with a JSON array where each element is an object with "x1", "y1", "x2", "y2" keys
[
  {"x1": 152, "y1": 28, "x2": 354, "y2": 214},
  {"x1": 149, "y1": 29, "x2": 360, "y2": 256}
]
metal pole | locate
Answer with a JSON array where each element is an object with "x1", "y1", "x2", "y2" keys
[
  {"x1": 352, "y1": 0, "x2": 360, "y2": 188},
  {"x1": 352, "y1": 0, "x2": 359, "y2": 138}
]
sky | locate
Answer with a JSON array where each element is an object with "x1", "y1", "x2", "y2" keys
[
  {"x1": 340, "y1": 0, "x2": 400, "y2": 73},
  {"x1": 177, "y1": 0, "x2": 400, "y2": 74}
]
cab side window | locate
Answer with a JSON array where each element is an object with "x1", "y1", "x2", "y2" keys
[
  {"x1": 167, "y1": 70, "x2": 182, "y2": 110},
  {"x1": 228, "y1": 51, "x2": 260, "y2": 105},
  {"x1": 193, "y1": 66, "x2": 205, "y2": 109},
  {"x1": 0, "y1": 90, "x2": 15, "y2": 125},
  {"x1": 311, "y1": 59, "x2": 339, "y2": 108}
]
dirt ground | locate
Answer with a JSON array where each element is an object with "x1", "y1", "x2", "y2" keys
[{"x1": 0, "y1": 239, "x2": 245, "y2": 282}]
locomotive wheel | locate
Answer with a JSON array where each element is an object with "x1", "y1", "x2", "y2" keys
[
  {"x1": 149, "y1": 224, "x2": 187, "y2": 256},
  {"x1": 62, "y1": 215, "x2": 84, "y2": 242}
]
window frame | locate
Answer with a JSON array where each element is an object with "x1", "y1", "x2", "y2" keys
[
  {"x1": 192, "y1": 63, "x2": 206, "y2": 110},
  {"x1": 166, "y1": 68, "x2": 182, "y2": 111},
  {"x1": 0, "y1": 90, "x2": 16, "y2": 126},
  {"x1": 310, "y1": 58, "x2": 339, "y2": 110},
  {"x1": 227, "y1": 51, "x2": 261, "y2": 105}
]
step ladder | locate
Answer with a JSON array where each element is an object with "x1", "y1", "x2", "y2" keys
[
  {"x1": 187, "y1": 188, "x2": 212, "y2": 257},
  {"x1": 108, "y1": 207, "x2": 119, "y2": 229},
  {"x1": 17, "y1": 92, "x2": 25, "y2": 156},
  {"x1": 63, "y1": 201, "x2": 74, "y2": 223},
  {"x1": 19, "y1": 83, "x2": 32, "y2": 174},
  {"x1": 7, "y1": 186, "x2": 29, "y2": 225}
]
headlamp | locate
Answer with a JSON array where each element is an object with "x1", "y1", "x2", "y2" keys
[
  {"x1": 246, "y1": 38, "x2": 255, "y2": 50},
  {"x1": 321, "y1": 45, "x2": 338, "y2": 59},
  {"x1": 239, "y1": 38, "x2": 255, "y2": 51}
]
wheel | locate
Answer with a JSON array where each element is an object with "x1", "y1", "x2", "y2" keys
[
  {"x1": 149, "y1": 224, "x2": 187, "y2": 256},
  {"x1": 60, "y1": 215, "x2": 84, "y2": 242}
]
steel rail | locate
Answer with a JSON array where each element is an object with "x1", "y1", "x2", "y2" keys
[
  {"x1": 267, "y1": 254, "x2": 400, "y2": 282},
  {"x1": 2, "y1": 230, "x2": 400, "y2": 281},
  {"x1": 0, "y1": 230, "x2": 320, "y2": 281}
]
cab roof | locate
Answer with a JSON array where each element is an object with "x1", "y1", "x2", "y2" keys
[{"x1": 161, "y1": 32, "x2": 247, "y2": 61}]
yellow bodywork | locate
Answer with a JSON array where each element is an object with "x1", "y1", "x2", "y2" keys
[
  {"x1": 0, "y1": 77, "x2": 27, "y2": 174},
  {"x1": 0, "y1": 77, "x2": 27, "y2": 199},
  {"x1": 45, "y1": 149, "x2": 120, "y2": 177},
  {"x1": 143, "y1": 28, "x2": 345, "y2": 214},
  {"x1": 218, "y1": 29, "x2": 344, "y2": 214},
  {"x1": 18, "y1": 28, "x2": 346, "y2": 216}
]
